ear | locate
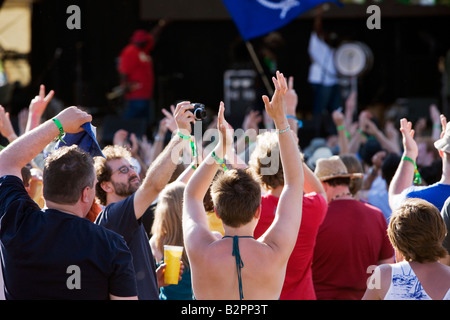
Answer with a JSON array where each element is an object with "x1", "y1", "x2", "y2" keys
[
  {"x1": 254, "y1": 205, "x2": 261, "y2": 220},
  {"x1": 213, "y1": 207, "x2": 220, "y2": 220},
  {"x1": 100, "y1": 181, "x2": 114, "y2": 193},
  {"x1": 81, "y1": 186, "x2": 91, "y2": 204}
]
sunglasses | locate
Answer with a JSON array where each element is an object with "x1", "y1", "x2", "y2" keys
[{"x1": 112, "y1": 165, "x2": 137, "y2": 175}]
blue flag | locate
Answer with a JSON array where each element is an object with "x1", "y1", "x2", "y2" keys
[{"x1": 223, "y1": 0, "x2": 341, "y2": 41}]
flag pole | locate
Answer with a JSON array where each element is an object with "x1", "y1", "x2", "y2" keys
[{"x1": 245, "y1": 41, "x2": 274, "y2": 96}]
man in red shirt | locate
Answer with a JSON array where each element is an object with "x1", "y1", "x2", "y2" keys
[
  {"x1": 250, "y1": 131, "x2": 328, "y2": 300},
  {"x1": 312, "y1": 156, "x2": 395, "y2": 300},
  {"x1": 118, "y1": 21, "x2": 167, "y2": 126}
]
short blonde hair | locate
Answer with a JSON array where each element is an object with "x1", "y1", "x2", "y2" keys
[{"x1": 388, "y1": 198, "x2": 448, "y2": 263}]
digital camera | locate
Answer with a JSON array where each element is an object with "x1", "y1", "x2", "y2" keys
[{"x1": 192, "y1": 103, "x2": 207, "y2": 121}]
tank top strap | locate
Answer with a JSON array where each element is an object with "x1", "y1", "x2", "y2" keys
[{"x1": 223, "y1": 235, "x2": 254, "y2": 300}]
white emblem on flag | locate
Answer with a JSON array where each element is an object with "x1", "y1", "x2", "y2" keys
[{"x1": 256, "y1": 0, "x2": 301, "y2": 19}]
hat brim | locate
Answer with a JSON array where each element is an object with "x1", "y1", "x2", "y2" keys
[
  {"x1": 320, "y1": 172, "x2": 364, "y2": 182},
  {"x1": 434, "y1": 137, "x2": 450, "y2": 154}
]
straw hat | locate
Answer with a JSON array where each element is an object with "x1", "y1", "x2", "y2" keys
[
  {"x1": 434, "y1": 122, "x2": 450, "y2": 154},
  {"x1": 314, "y1": 156, "x2": 364, "y2": 182}
]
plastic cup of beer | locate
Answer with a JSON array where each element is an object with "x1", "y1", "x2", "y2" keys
[{"x1": 163, "y1": 245, "x2": 183, "y2": 285}]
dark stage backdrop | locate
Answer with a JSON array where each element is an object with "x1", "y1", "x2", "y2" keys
[{"x1": 24, "y1": 0, "x2": 450, "y2": 145}]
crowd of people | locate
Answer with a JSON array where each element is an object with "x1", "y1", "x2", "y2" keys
[{"x1": 0, "y1": 67, "x2": 449, "y2": 300}]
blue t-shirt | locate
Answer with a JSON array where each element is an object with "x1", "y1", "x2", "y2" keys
[
  {"x1": 95, "y1": 195, "x2": 159, "y2": 300},
  {"x1": 405, "y1": 183, "x2": 450, "y2": 212},
  {"x1": 0, "y1": 175, "x2": 137, "y2": 300}
]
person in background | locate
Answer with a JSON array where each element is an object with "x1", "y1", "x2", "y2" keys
[
  {"x1": 389, "y1": 116, "x2": 450, "y2": 212},
  {"x1": 308, "y1": 4, "x2": 341, "y2": 138},
  {"x1": 94, "y1": 101, "x2": 194, "y2": 300},
  {"x1": 150, "y1": 181, "x2": 193, "y2": 300},
  {"x1": 312, "y1": 156, "x2": 394, "y2": 300},
  {"x1": 250, "y1": 131, "x2": 327, "y2": 300},
  {"x1": 118, "y1": 20, "x2": 167, "y2": 127},
  {"x1": 363, "y1": 198, "x2": 450, "y2": 300}
]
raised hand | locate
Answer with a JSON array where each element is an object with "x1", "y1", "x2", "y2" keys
[
  {"x1": 161, "y1": 104, "x2": 178, "y2": 133},
  {"x1": 285, "y1": 76, "x2": 298, "y2": 116},
  {"x1": 29, "y1": 84, "x2": 55, "y2": 118},
  {"x1": 262, "y1": 71, "x2": 288, "y2": 125},
  {"x1": 217, "y1": 101, "x2": 234, "y2": 148},
  {"x1": 242, "y1": 109, "x2": 262, "y2": 132},
  {"x1": 400, "y1": 118, "x2": 418, "y2": 159},
  {"x1": 173, "y1": 101, "x2": 195, "y2": 134},
  {"x1": 0, "y1": 105, "x2": 18, "y2": 142},
  {"x1": 54, "y1": 106, "x2": 92, "y2": 134}
]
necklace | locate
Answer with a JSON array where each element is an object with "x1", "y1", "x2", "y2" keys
[{"x1": 331, "y1": 192, "x2": 353, "y2": 202}]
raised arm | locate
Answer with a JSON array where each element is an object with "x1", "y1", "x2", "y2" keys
[
  {"x1": 259, "y1": 71, "x2": 304, "y2": 258},
  {"x1": 26, "y1": 85, "x2": 55, "y2": 133},
  {"x1": 133, "y1": 101, "x2": 194, "y2": 219},
  {"x1": 0, "y1": 105, "x2": 18, "y2": 143},
  {"x1": 285, "y1": 76, "x2": 300, "y2": 138},
  {"x1": 0, "y1": 107, "x2": 92, "y2": 179},
  {"x1": 388, "y1": 118, "x2": 418, "y2": 210},
  {"x1": 183, "y1": 102, "x2": 231, "y2": 250},
  {"x1": 303, "y1": 161, "x2": 327, "y2": 202},
  {"x1": 332, "y1": 108, "x2": 350, "y2": 155}
]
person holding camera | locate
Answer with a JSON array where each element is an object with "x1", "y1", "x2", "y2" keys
[{"x1": 94, "y1": 101, "x2": 195, "y2": 299}]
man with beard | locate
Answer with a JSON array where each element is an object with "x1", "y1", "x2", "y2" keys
[{"x1": 94, "y1": 101, "x2": 195, "y2": 299}]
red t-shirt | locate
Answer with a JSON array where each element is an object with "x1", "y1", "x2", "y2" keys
[
  {"x1": 312, "y1": 200, "x2": 394, "y2": 300},
  {"x1": 118, "y1": 44, "x2": 154, "y2": 100},
  {"x1": 253, "y1": 192, "x2": 328, "y2": 300}
]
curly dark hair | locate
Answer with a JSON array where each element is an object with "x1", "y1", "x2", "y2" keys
[{"x1": 94, "y1": 145, "x2": 132, "y2": 205}]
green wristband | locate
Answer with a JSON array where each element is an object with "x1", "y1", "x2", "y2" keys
[
  {"x1": 402, "y1": 156, "x2": 422, "y2": 185},
  {"x1": 52, "y1": 118, "x2": 66, "y2": 143},
  {"x1": 177, "y1": 131, "x2": 191, "y2": 140},
  {"x1": 212, "y1": 151, "x2": 228, "y2": 171}
]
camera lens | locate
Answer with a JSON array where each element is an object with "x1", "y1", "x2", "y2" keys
[{"x1": 193, "y1": 103, "x2": 206, "y2": 121}]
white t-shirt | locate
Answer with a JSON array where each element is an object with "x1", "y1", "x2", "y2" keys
[
  {"x1": 308, "y1": 32, "x2": 338, "y2": 86},
  {"x1": 0, "y1": 255, "x2": 4, "y2": 300},
  {"x1": 384, "y1": 261, "x2": 450, "y2": 300}
]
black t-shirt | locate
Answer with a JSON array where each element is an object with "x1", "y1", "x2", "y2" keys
[
  {"x1": 95, "y1": 195, "x2": 159, "y2": 300},
  {"x1": 0, "y1": 175, "x2": 137, "y2": 300}
]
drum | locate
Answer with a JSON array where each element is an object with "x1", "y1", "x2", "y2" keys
[{"x1": 334, "y1": 41, "x2": 373, "y2": 77}]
